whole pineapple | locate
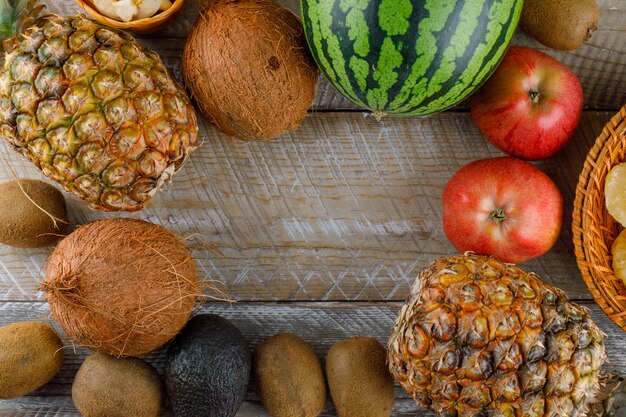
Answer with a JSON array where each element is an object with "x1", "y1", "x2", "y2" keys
[
  {"x1": 388, "y1": 254, "x2": 607, "y2": 417},
  {"x1": 0, "y1": 0, "x2": 198, "y2": 211}
]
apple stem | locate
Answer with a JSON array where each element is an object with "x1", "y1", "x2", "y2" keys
[
  {"x1": 529, "y1": 90, "x2": 540, "y2": 103},
  {"x1": 490, "y1": 208, "x2": 507, "y2": 224}
]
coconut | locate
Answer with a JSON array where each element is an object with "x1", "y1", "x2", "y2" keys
[
  {"x1": 182, "y1": 0, "x2": 318, "y2": 141},
  {"x1": 41, "y1": 218, "x2": 199, "y2": 357}
]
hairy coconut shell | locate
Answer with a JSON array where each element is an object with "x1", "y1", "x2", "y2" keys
[
  {"x1": 41, "y1": 218, "x2": 199, "y2": 357},
  {"x1": 182, "y1": 0, "x2": 318, "y2": 141}
]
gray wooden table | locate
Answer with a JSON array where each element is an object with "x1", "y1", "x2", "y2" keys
[{"x1": 0, "y1": 0, "x2": 625, "y2": 416}]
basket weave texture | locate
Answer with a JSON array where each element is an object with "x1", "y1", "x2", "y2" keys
[
  {"x1": 76, "y1": 0, "x2": 185, "y2": 34},
  {"x1": 573, "y1": 105, "x2": 626, "y2": 330}
]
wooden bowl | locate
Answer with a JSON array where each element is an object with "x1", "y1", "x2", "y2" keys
[
  {"x1": 573, "y1": 104, "x2": 626, "y2": 330},
  {"x1": 76, "y1": 0, "x2": 185, "y2": 34}
]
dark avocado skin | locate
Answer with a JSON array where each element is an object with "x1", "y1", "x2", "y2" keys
[{"x1": 165, "y1": 314, "x2": 251, "y2": 417}]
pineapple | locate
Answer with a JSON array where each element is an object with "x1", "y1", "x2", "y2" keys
[
  {"x1": 0, "y1": 0, "x2": 198, "y2": 211},
  {"x1": 388, "y1": 254, "x2": 607, "y2": 417}
]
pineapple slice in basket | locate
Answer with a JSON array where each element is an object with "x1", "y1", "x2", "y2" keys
[
  {"x1": 612, "y1": 229, "x2": 626, "y2": 286},
  {"x1": 605, "y1": 162, "x2": 626, "y2": 227}
]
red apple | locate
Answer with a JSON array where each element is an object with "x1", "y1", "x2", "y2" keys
[
  {"x1": 443, "y1": 157, "x2": 563, "y2": 264},
  {"x1": 471, "y1": 46, "x2": 583, "y2": 160}
]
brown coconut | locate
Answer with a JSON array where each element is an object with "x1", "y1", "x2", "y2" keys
[
  {"x1": 182, "y1": 0, "x2": 318, "y2": 141},
  {"x1": 41, "y1": 218, "x2": 199, "y2": 357}
]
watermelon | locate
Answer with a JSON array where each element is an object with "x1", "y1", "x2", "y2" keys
[{"x1": 301, "y1": 0, "x2": 523, "y2": 117}]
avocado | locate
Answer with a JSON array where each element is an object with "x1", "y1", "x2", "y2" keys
[
  {"x1": 521, "y1": 0, "x2": 600, "y2": 51},
  {"x1": 165, "y1": 314, "x2": 251, "y2": 417}
]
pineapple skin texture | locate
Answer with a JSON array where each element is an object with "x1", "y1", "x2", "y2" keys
[
  {"x1": 0, "y1": 15, "x2": 198, "y2": 211},
  {"x1": 388, "y1": 254, "x2": 607, "y2": 417}
]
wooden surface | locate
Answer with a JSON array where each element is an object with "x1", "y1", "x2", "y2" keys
[
  {"x1": 0, "y1": 112, "x2": 615, "y2": 302},
  {"x1": 0, "y1": 0, "x2": 624, "y2": 416}
]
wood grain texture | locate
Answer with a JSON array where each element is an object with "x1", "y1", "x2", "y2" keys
[
  {"x1": 0, "y1": 301, "x2": 623, "y2": 416},
  {"x1": 46, "y1": 0, "x2": 626, "y2": 110},
  {"x1": 0, "y1": 112, "x2": 612, "y2": 302},
  {"x1": 0, "y1": 1, "x2": 624, "y2": 415}
]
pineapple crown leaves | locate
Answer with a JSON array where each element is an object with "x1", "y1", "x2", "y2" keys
[{"x1": 0, "y1": 0, "x2": 44, "y2": 51}]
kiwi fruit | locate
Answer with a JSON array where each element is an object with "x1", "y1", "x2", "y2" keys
[
  {"x1": 72, "y1": 353, "x2": 164, "y2": 417},
  {"x1": 326, "y1": 337, "x2": 394, "y2": 417},
  {"x1": 521, "y1": 0, "x2": 600, "y2": 51},
  {"x1": 255, "y1": 333, "x2": 326, "y2": 417},
  {"x1": 0, "y1": 321, "x2": 63, "y2": 399},
  {"x1": 0, "y1": 179, "x2": 68, "y2": 248}
]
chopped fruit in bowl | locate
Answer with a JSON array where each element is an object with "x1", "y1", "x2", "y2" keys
[{"x1": 93, "y1": 0, "x2": 165, "y2": 22}]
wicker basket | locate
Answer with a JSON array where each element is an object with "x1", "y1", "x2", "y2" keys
[
  {"x1": 573, "y1": 105, "x2": 626, "y2": 330},
  {"x1": 76, "y1": 0, "x2": 185, "y2": 34}
]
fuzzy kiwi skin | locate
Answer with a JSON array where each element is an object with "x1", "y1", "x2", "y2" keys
[
  {"x1": 326, "y1": 337, "x2": 394, "y2": 417},
  {"x1": 0, "y1": 321, "x2": 63, "y2": 399},
  {"x1": 0, "y1": 180, "x2": 67, "y2": 248},
  {"x1": 165, "y1": 314, "x2": 251, "y2": 417},
  {"x1": 255, "y1": 333, "x2": 326, "y2": 417},
  {"x1": 72, "y1": 353, "x2": 164, "y2": 417},
  {"x1": 521, "y1": 0, "x2": 600, "y2": 51}
]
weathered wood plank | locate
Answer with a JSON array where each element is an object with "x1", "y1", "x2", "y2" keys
[
  {"x1": 0, "y1": 2, "x2": 622, "y2": 416},
  {"x1": 0, "y1": 301, "x2": 623, "y2": 416},
  {"x1": 0, "y1": 111, "x2": 612, "y2": 302},
  {"x1": 47, "y1": 0, "x2": 626, "y2": 110},
  {"x1": 0, "y1": 398, "x2": 437, "y2": 417}
]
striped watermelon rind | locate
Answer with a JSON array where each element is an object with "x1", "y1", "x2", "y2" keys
[{"x1": 301, "y1": 0, "x2": 523, "y2": 117}]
